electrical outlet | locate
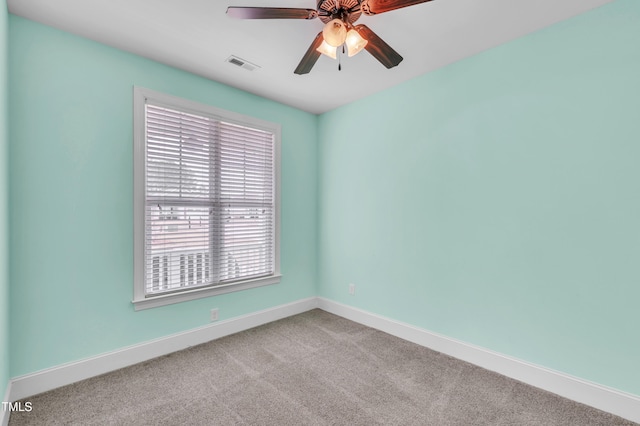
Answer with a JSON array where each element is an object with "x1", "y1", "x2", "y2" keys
[
  {"x1": 210, "y1": 308, "x2": 219, "y2": 322},
  {"x1": 349, "y1": 283, "x2": 356, "y2": 295}
]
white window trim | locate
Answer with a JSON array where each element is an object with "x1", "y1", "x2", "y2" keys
[{"x1": 133, "y1": 87, "x2": 281, "y2": 311}]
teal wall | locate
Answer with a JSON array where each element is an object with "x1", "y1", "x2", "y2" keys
[
  {"x1": 318, "y1": 0, "x2": 640, "y2": 395},
  {"x1": 0, "y1": 1, "x2": 9, "y2": 398},
  {"x1": 8, "y1": 16, "x2": 318, "y2": 377}
]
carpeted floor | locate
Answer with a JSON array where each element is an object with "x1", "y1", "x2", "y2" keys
[{"x1": 9, "y1": 309, "x2": 637, "y2": 425}]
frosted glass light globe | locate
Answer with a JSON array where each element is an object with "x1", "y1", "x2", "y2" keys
[
  {"x1": 316, "y1": 40, "x2": 338, "y2": 59},
  {"x1": 323, "y1": 19, "x2": 347, "y2": 47},
  {"x1": 345, "y1": 29, "x2": 368, "y2": 57}
]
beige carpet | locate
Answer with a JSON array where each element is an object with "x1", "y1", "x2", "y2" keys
[{"x1": 9, "y1": 309, "x2": 636, "y2": 425}]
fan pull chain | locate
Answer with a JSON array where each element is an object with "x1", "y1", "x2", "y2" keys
[{"x1": 338, "y1": 44, "x2": 345, "y2": 71}]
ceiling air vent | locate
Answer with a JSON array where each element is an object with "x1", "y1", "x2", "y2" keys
[{"x1": 225, "y1": 55, "x2": 260, "y2": 71}]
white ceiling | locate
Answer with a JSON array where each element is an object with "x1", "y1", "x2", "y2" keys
[{"x1": 8, "y1": 0, "x2": 614, "y2": 114}]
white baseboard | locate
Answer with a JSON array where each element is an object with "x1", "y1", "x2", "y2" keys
[
  {"x1": 317, "y1": 297, "x2": 640, "y2": 424},
  {"x1": 8, "y1": 297, "x2": 318, "y2": 402},
  {"x1": 1, "y1": 381, "x2": 11, "y2": 426},
  {"x1": 6, "y1": 296, "x2": 640, "y2": 424}
]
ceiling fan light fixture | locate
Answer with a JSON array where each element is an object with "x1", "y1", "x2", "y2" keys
[
  {"x1": 316, "y1": 40, "x2": 338, "y2": 59},
  {"x1": 228, "y1": 0, "x2": 412, "y2": 74},
  {"x1": 323, "y1": 19, "x2": 347, "y2": 47},
  {"x1": 345, "y1": 29, "x2": 368, "y2": 57}
]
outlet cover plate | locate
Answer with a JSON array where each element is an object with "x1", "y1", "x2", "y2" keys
[{"x1": 210, "y1": 308, "x2": 219, "y2": 322}]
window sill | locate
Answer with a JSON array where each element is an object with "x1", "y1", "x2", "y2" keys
[{"x1": 132, "y1": 274, "x2": 282, "y2": 311}]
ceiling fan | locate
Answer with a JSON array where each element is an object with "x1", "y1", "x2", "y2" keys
[{"x1": 227, "y1": 0, "x2": 434, "y2": 74}]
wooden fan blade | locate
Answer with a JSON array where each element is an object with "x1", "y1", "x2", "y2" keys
[
  {"x1": 294, "y1": 32, "x2": 324, "y2": 75},
  {"x1": 361, "y1": 0, "x2": 434, "y2": 15},
  {"x1": 227, "y1": 7, "x2": 318, "y2": 20},
  {"x1": 355, "y1": 25, "x2": 403, "y2": 69}
]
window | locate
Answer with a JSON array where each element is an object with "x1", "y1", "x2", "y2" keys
[{"x1": 133, "y1": 87, "x2": 280, "y2": 310}]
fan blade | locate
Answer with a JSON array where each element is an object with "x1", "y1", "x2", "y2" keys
[
  {"x1": 227, "y1": 7, "x2": 318, "y2": 20},
  {"x1": 294, "y1": 32, "x2": 324, "y2": 75},
  {"x1": 355, "y1": 25, "x2": 403, "y2": 69},
  {"x1": 361, "y1": 0, "x2": 434, "y2": 15}
]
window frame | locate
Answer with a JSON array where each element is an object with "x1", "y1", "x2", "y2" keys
[{"x1": 133, "y1": 87, "x2": 281, "y2": 311}]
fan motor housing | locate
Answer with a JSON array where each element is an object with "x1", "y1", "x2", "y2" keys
[{"x1": 317, "y1": 0, "x2": 362, "y2": 24}]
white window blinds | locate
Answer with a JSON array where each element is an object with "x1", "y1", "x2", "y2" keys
[{"x1": 143, "y1": 102, "x2": 276, "y2": 296}]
